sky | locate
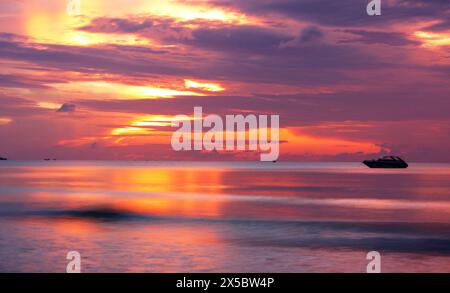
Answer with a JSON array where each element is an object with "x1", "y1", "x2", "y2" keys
[{"x1": 0, "y1": 0, "x2": 449, "y2": 161}]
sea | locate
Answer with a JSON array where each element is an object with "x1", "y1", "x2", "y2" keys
[{"x1": 0, "y1": 161, "x2": 449, "y2": 272}]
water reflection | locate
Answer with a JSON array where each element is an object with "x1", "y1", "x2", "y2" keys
[{"x1": 0, "y1": 161, "x2": 449, "y2": 272}]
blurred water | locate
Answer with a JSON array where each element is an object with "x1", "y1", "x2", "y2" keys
[{"x1": 0, "y1": 161, "x2": 449, "y2": 272}]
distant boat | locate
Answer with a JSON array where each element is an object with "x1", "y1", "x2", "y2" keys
[
  {"x1": 363, "y1": 156, "x2": 408, "y2": 168},
  {"x1": 0, "y1": 157, "x2": 7, "y2": 161}
]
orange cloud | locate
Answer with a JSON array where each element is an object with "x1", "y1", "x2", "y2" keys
[
  {"x1": 414, "y1": 31, "x2": 450, "y2": 47},
  {"x1": 54, "y1": 81, "x2": 204, "y2": 99},
  {"x1": 281, "y1": 128, "x2": 381, "y2": 156},
  {"x1": 184, "y1": 80, "x2": 225, "y2": 92}
]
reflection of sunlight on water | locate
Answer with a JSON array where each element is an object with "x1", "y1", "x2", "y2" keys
[
  {"x1": 48, "y1": 218, "x2": 100, "y2": 235},
  {"x1": 1, "y1": 161, "x2": 450, "y2": 272},
  {"x1": 3, "y1": 217, "x2": 228, "y2": 272},
  {"x1": 1, "y1": 161, "x2": 450, "y2": 222}
]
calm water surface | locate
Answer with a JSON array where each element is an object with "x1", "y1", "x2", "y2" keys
[{"x1": 0, "y1": 161, "x2": 449, "y2": 272}]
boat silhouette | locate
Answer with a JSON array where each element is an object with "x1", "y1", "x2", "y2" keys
[
  {"x1": 363, "y1": 156, "x2": 408, "y2": 168},
  {"x1": 0, "y1": 157, "x2": 7, "y2": 161}
]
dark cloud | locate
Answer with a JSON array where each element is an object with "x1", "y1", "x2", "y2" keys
[
  {"x1": 80, "y1": 17, "x2": 294, "y2": 53},
  {"x1": 78, "y1": 16, "x2": 184, "y2": 42},
  {"x1": 0, "y1": 32, "x2": 388, "y2": 87},
  {"x1": 71, "y1": 16, "x2": 447, "y2": 87},
  {"x1": 212, "y1": 0, "x2": 450, "y2": 27},
  {"x1": 0, "y1": 37, "x2": 192, "y2": 79},
  {"x1": 338, "y1": 29, "x2": 420, "y2": 46},
  {"x1": 75, "y1": 91, "x2": 450, "y2": 162},
  {"x1": 0, "y1": 74, "x2": 51, "y2": 89},
  {"x1": 279, "y1": 26, "x2": 324, "y2": 48},
  {"x1": 422, "y1": 18, "x2": 450, "y2": 32},
  {"x1": 0, "y1": 95, "x2": 51, "y2": 117},
  {"x1": 0, "y1": 2, "x2": 448, "y2": 162},
  {"x1": 57, "y1": 103, "x2": 76, "y2": 113},
  {"x1": 299, "y1": 26, "x2": 324, "y2": 43},
  {"x1": 80, "y1": 17, "x2": 153, "y2": 33},
  {"x1": 76, "y1": 84, "x2": 450, "y2": 126},
  {"x1": 0, "y1": 32, "x2": 29, "y2": 42},
  {"x1": 184, "y1": 25, "x2": 292, "y2": 52}
]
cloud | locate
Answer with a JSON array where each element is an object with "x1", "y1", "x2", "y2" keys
[
  {"x1": 57, "y1": 103, "x2": 76, "y2": 113},
  {"x1": 184, "y1": 25, "x2": 293, "y2": 53},
  {"x1": 79, "y1": 17, "x2": 153, "y2": 33},
  {"x1": 0, "y1": 95, "x2": 51, "y2": 117},
  {"x1": 338, "y1": 29, "x2": 420, "y2": 46},
  {"x1": 0, "y1": 32, "x2": 386, "y2": 87},
  {"x1": 0, "y1": 74, "x2": 65, "y2": 89},
  {"x1": 76, "y1": 84, "x2": 450, "y2": 125},
  {"x1": 299, "y1": 26, "x2": 324, "y2": 43},
  {"x1": 80, "y1": 17, "x2": 294, "y2": 52},
  {"x1": 0, "y1": 32, "x2": 29, "y2": 42},
  {"x1": 280, "y1": 26, "x2": 324, "y2": 48},
  {"x1": 78, "y1": 16, "x2": 184, "y2": 43},
  {"x1": 422, "y1": 18, "x2": 450, "y2": 32},
  {"x1": 0, "y1": 36, "x2": 192, "y2": 79},
  {"x1": 0, "y1": 1, "x2": 448, "y2": 162},
  {"x1": 66, "y1": 16, "x2": 443, "y2": 87},
  {"x1": 211, "y1": 0, "x2": 450, "y2": 27}
]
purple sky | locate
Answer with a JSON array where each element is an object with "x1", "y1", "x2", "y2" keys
[{"x1": 0, "y1": 0, "x2": 449, "y2": 161}]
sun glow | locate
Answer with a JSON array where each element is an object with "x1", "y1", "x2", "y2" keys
[
  {"x1": 173, "y1": 9, "x2": 245, "y2": 23},
  {"x1": 111, "y1": 126, "x2": 150, "y2": 136},
  {"x1": 0, "y1": 117, "x2": 12, "y2": 125},
  {"x1": 414, "y1": 31, "x2": 450, "y2": 47},
  {"x1": 54, "y1": 81, "x2": 204, "y2": 99},
  {"x1": 126, "y1": 86, "x2": 203, "y2": 99},
  {"x1": 37, "y1": 101, "x2": 61, "y2": 110},
  {"x1": 24, "y1": 6, "x2": 150, "y2": 46},
  {"x1": 281, "y1": 128, "x2": 381, "y2": 155},
  {"x1": 133, "y1": 115, "x2": 193, "y2": 127},
  {"x1": 131, "y1": 1, "x2": 248, "y2": 23},
  {"x1": 22, "y1": 0, "x2": 249, "y2": 45},
  {"x1": 111, "y1": 115, "x2": 196, "y2": 136},
  {"x1": 184, "y1": 80, "x2": 225, "y2": 92}
]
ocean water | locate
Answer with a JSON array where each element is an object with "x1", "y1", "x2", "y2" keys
[{"x1": 0, "y1": 161, "x2": 449, "y2": 272}]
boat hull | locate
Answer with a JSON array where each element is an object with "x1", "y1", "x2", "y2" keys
[{"x1": 363, "y1": 161, "x2": 408, "y2": 168}]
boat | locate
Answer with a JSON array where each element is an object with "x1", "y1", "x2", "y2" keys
[
  {"x1": 0, "y1": 157, "x2": 7, "y2": 161},
  {"x1": 363, "y1": 156, "x2": 408, "y2": 168}
]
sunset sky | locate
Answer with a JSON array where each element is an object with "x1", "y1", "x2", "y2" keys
[{"x1": 0, "y1": 0, "x2": 449, "y2": 161}]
